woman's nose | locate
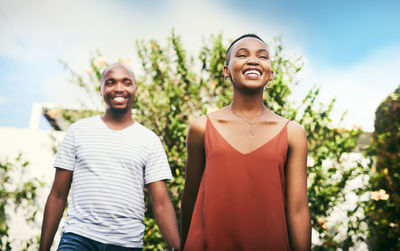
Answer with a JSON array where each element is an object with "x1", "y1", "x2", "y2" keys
[{"x1": 246, "y1": 55, "x2": 259, "y2": 65}]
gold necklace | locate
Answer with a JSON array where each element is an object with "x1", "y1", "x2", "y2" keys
[{"x1": 229, "y1": 105, "x2": 266, "y2": 138}]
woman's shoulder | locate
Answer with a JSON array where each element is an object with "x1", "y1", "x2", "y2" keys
[
  {"x1": 188, "y1": 115, "x2": 207, "y2": 133},
  {"x1": 286, "y1": 120, "x2": 306, "y2": 134},
  {"x1": 188, "y1": 108, "x2": 228, "y2": 135},
  {"x1": 264, "y1": 109, "x2": 290, "y2": 124},
  {"x1": 286, "y1": 120, "x2": 307, "y2": 147},
  {"x1": 264, "y1": 110, "x2": 300, "y2": 127},
  {"x1": 190, "y1": 107, "x2": 228, "y2": 124},
  {"x1": 264, "y1": 110, "x2": 306, "y2": 140},
  {"x1": 186, "y1": 115, "x2": 208, "y2": 148}
]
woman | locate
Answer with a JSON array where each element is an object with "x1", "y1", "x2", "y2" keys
[{"x1": 181, "y1": 34, "x2": 311, "y2": 251}]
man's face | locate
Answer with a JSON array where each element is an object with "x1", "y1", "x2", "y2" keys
[{"x1": 100, "y1": 64, "x2": 137, "y2": 113}]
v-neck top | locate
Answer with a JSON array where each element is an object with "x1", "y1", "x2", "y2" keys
[{"x1": 184, "y1": 116, "x2": 291, "y2": 251}]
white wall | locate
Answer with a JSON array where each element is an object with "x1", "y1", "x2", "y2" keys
[{"x1": 0, "y1": 126, "x2": 65, "y2": 250}]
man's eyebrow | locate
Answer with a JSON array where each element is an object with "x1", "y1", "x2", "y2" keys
[{"x1": 104, "y1": 76, "x2": 133, "y2": 80}]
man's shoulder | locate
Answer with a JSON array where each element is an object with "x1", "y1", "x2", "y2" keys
[
  {"x1": 69, "y1": 115, "x2": 100, "y2": 129},
  {"x1": 133, "y1": 122, "x2": 160, "y2": 140}
]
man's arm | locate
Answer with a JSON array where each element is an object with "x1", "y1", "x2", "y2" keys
[
  {"x1": 39, "y1": 168, "x2": 72, "y2": 251},
  {"x1": 147, "y1": 180, "x2": 181, "y2": 250},
  {"x1": 286, "y1": 122, "x2": 311, "y2": 251},
  {"x1": 180, "y1": 116, "x2": 206, "y2": 248}
]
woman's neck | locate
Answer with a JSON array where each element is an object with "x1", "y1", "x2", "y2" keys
[{"x1": 231, "y1": 91, "x2": 266, "y2": 114}]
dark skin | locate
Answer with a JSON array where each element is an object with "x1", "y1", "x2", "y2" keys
[
  {"x1": 39, "y1": 63, "x2": 180, "y2": 251},
  {"x1": 39, "y1": 168, "x2": 72, "y2": 251},
  {"x1": 180, "y1": 38, "x2": 310, "y2": 250}
]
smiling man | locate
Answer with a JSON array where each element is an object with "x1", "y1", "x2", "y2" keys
[{"x1": 39, "y1": 63, "x2": 181, "y2": 251}]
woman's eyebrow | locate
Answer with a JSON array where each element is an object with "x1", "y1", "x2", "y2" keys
[
  {"x1": 235, "y1": 48, "x2": 249, "y2": 53},
  {"x1": 257, "y1": 49, "x2": 269, "y2": 54}
]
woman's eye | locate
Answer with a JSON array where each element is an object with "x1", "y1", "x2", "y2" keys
[
  {"x1": 259, "y1": 55, "x2": 269, "y2": 59},
  {"x1": 237, "y1": 54, "x2": 246, "y2": 58}
]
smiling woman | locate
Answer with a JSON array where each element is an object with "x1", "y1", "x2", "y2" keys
[{"x1": 181, "y1": 34, "x2": 311, "y2": 251}]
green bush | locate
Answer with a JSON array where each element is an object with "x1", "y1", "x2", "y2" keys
[
  {"x1": 365, "y1": 85, "x2": 400, "y2": 250},
  {"x1": 0, "y1": 154, "x2": 43, "y2": 251}
]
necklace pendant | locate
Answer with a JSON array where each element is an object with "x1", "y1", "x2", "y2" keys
[{"x1": 229, "y1": 104, "x2": 265, "y2": 139}]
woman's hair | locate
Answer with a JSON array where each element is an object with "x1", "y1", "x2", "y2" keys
[{"x1": 225, "y1": 34, "x2": 268, "y2": 65}]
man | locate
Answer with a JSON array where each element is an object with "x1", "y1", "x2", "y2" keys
[{"x1": 39, "y1": 63, "x2": 181, "y2": 250}]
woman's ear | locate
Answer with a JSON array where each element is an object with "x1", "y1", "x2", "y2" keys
[{"x1": 223, "y1": 65, "x2": 230, "y2": 78}]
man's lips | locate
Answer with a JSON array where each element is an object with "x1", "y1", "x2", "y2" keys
[{"x1": 111, "y1": 96, "x2": 128, "y2": 102}]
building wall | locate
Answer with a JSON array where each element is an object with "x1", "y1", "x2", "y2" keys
[{"x1": 0, "y1": 126, "x2": 65, "y2": 250}]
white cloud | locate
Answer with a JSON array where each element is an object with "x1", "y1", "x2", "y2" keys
[
  {"x1": 0, "y1": 95, "x2": 7, "y2": 104},
  {"x1": 296, "y1": 44, "x2": 400, "y2": 132},
  {"x1": 0, "y1": 0, "x2": 287, "y2": 64},
  {"x1": 0, "y1": 0, "x2": 291, "y2": 107}
]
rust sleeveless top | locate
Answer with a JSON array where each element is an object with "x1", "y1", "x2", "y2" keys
[{"x1": 184, "y1": 116, "x2": 291, "y2": 251}]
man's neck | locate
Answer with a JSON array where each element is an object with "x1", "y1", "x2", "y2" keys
[{"x1": 101, "y1": 110, "x2": 134, "y2": 130}]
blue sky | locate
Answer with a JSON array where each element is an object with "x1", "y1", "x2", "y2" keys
[
  {"x1": 0, "y1": 0, "x2": 399, "y2": 131},
  {"x1": 246, "y1": 0, "x2": 400, "y2": 66}
]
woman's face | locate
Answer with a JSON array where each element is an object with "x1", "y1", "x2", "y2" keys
[{"x1": 224, "y1": 37, "x2": 273, "y2": 91}]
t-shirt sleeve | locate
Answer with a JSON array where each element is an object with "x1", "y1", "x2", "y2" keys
[
  {"x1": 53, "y1": 124, "x2": 76, "y2": 171},
  {"x1": 144, "y1": 136, "x2": 172, "y2": 184}
]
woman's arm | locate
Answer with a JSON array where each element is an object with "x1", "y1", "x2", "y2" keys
[
  {"x1": 286, "y1": 122, "x2": 311, "y2": 251},
  {"x1": 180, "y1": 116, "x2": 206, "y2": 249}
]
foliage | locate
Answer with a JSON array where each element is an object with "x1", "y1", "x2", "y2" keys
[
  {"x1": 365, "y1": 85, "x2": 400, "y2": 250},
  {"x1": 299, "y1": 89, "x2": 367, "y2": 250},
  {"x1": 60, "y1": 31, "x2": 365, "y2": 250},
  {"x1": 0, "y1": 154, "x2": 43, "y2": 251}
]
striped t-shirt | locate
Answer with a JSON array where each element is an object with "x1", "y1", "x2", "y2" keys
[{"x1": 53, "y1": 115, "x2": 172, "y2": 248}]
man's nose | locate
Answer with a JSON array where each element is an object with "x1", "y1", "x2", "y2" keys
[{"x1": 115, "y1": 82, "x2": 124, "y2": 91}]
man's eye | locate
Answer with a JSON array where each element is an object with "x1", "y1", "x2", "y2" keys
[
  {"x1": 259, "y1": 55, "x2": 269, "y2": 59},
  {"x1": 237, "y1": 54, "x2": 246, "y2": 58}
]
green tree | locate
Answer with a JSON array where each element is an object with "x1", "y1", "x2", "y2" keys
[
  {"x1": 0, "y1": 154, "x2": 43, "y2": 251},
  {"x1": 59, "y1": 31, "x2": 365, "y2": 250},
  {"x1": 365, "y1": 85, "x2": 400, "y2": 250}
]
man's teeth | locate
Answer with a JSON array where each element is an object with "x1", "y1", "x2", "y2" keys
[
  {"x1": 244, "y1": 70, "x2": 261, "y2": 76},
  {"x1": 113, "y1": 97, "x2": 125, "y2": 102}
]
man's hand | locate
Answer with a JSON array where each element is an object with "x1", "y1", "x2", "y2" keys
[{"x1": 148, "y1": 181, "x2": 181, "y2": 250}]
